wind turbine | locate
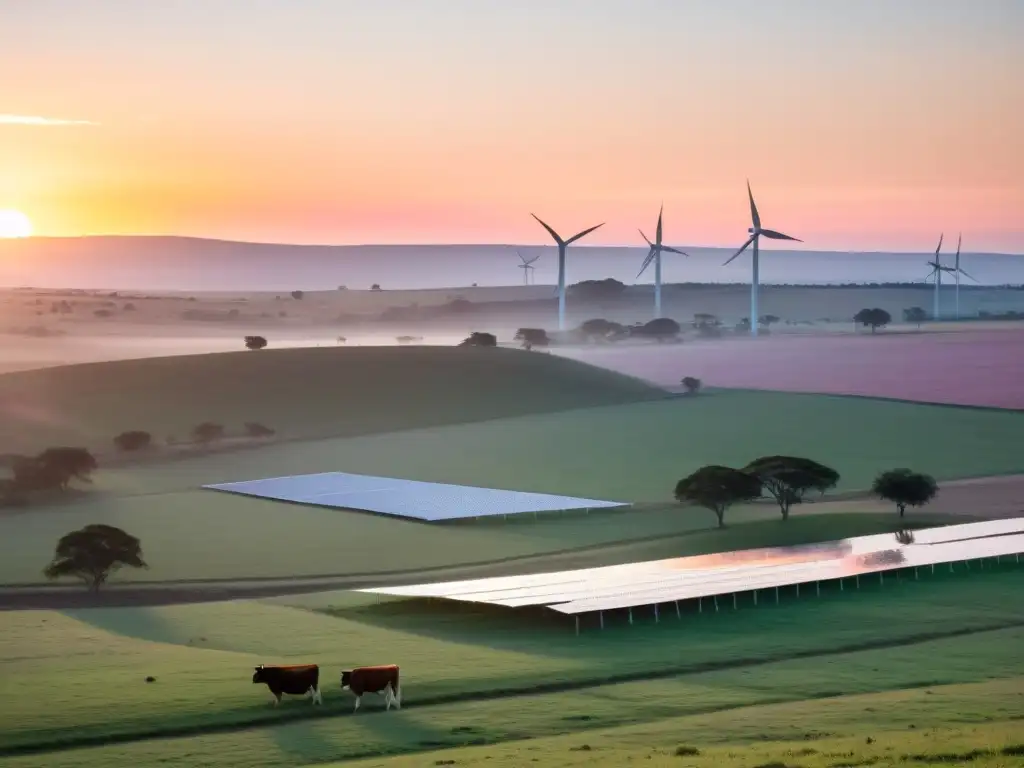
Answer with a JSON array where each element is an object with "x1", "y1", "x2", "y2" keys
[
  {"x1": 949, "y1": 233, "x2": 978, "y2": 320},
  {"x1": 924, "y1": 234, "x2": 954, "y2": 321},
  {"x1": 638, "y1": 204, "x2": 690, "y2": 318},
  {"x1": 722, "y1": 181, "x2": 802, "y2": 337},
  {"x1": 516, "y1": 250, "x2": 539, "y2": 285},
  {"x1": 531, "y1": 214, "x2": 604, "y2": 330}
]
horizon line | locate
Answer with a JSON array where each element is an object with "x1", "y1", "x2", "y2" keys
[{"x1": 7, "y1": 233, "x2": 1023, "y2": 258}]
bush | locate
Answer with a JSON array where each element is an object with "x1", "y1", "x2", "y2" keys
[
  {"x1": 459, "y1": 331, "x2": 497, "y2": 347},
  {"x1": 290, "y1": 290, "x2": 304, "y2": 300},
  {"x1": 633, "y1": 317, "x2": 681, "y2": 342},
  {"x1": 579, "y1": 318, "x2": 626, "y2": 341},
  {"x1": 244, "y1": 335, "x2": 268, "y2": 350},
  {"x1": 192, "y1": 422, "x2": 225, "y2": 443},
  {"x1": 113, "y1": 430, "x2": 152, "y2": 452},
  {"x1": 244, "y1": 422, "x2": 276, "y2": 438},
  {"x1": 12, "y1": 447, "x2": 98, "y2": 492},
  {"x1": 514, "y1": 328, "x2": 550, "y2": 349}
]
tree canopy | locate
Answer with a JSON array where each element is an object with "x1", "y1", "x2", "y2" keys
[
  {"x1": 854, "y1": 307, "x2": 892, "y2": 333},
  {"x1": 514, "y1": 328, "x2": 550, "y2": 349},
  {"x1": 902, "y1": 307, "x2": 928, "y2": 327},
  {"x1": 459, "y1": 331, "x2": 498, "y2": 347},
  {"x1": 871, "y1": 468, "x2": 939, "y2": 517},
  {"x1": 43, "y1": 524, "x2": 147, "y2": 592},
  {"x1": 742, "y1": 456, "x2": 840, "y2": 520},
  {"x1": 12, "y1": 447, "x2": 97, "y2": 493},
  {"x1": 674, "y1": 465, "x2": 763, "y2": 528},
  {"x1": 633, "y1": 317, "x2": 681, "y2": 342},
  {"x1": 579, "y1": 318, "x2": 627, "y2": 341},
  {"x1": 680, "y1": 376, "x2": 702, "y2": 395},
  {"x1": 245, "y1": 335, "x2": 268, "y2": 350}
]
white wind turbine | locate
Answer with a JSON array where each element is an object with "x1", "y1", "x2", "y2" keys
[
  {"x1": 722, "y1": 181, "x2": 802, "y2": 337},
  {"x1": 516, "y1": 250, "x2": 540, "y2": 285},
  {"x1": 924, "y1": 234, "x2": 955, "y2": 321},
  {"x1": 531, "y1": 214, "x2": 604, "y2": 331},
  {"x1": 950, "y1": 233, "x2": 978, "y2": 320},
  {"x1": 638, "y1": 205, "x2": 690, "y2": 318}
]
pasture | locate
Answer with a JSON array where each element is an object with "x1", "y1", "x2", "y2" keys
[
  {"x1": 557, "y1": 327, "x2": 1024, "y2": 409},
  {"x1": 3, "y1": 387, "x2": 1024, "y2": 584},
  {"x1": 0, "y1": 565, "x2": 1021, "y2": 764}
]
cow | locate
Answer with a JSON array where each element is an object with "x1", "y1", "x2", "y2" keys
[
  {"x1": 252, "y1": 664, "x2": 322, "y2": 706},
  {"x1": 340, "y1": 665, "x2": 401, "y2": 712}
]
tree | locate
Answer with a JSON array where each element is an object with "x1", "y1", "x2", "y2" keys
[
  {"x1": 113, "y1": 431, "x2": 152, "y2": 452},
  {"x1": 43, "y1": 524, "x2": 147, "y2": 593},
  {"x1": 514, "y1": 328, "x2": 550, "y2": 350},
  {"x1": 371, "y1": 283, "x2": 381, "y2": 291},
  {"x1": 245, "y1": 335, "x2": 268, "y2": 350},
  {"x1": 871, "y1": 468, "x2": 939, "y2": 517},
  {"x1": 759, "y1": 314, "x2": 781, "y2": 327},
  {"x1": 290, "y1": 290, "x2": 304, "y2": 300},
  {"x1": 568, "y1": 278, "x2": 626, "y2": 301},
  {"x1": 742, "y1": 456, "x2": 841, "y2": 520},
  {"x1": 633, "y1": 317, "x2": 681, "y2": 342},
  {"x1": 13, "y1": 447, "x2": 98, "y2": 492},
  {"x1": 244, "y1": 422, "x2": 276, "y2": 438},
  {"x1": 459, "y1": 331, "x2": 497, "y2": 347},
  {"x1": 192, "y1": 422, "x2": 225, "y2": 443},
  {"x1": 680, "y1": 376, "x2": 702, "y2": 395},
  {"x1": 579, "y1": 318, "x2": 626, "y2": 342},
  {"x1": 854, "y1": 307, "x2": 892, "y2": 334},
  {"x1": 674, "y1": 465, "x2": 763, "y2": 528},
  {"x1": 903, "y1": 307, "x2": 928, "y2": 328}
]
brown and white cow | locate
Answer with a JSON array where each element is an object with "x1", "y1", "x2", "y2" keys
[
  {"x1": 252, "y1": 664, "x2": 322, "y2": 706},
  {"x1": 340, "y1": 665, "x2": 401, "y2": 712}
]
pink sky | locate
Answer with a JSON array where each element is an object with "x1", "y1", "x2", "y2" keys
[{"x1": 1, "y1": 1, "x2": 1021, "y2": 251}]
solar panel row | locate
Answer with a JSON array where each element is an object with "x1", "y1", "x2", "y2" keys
[
  {"x1": 204, "y1": 471, "x2": 629, "y2": 521},
  {"x1": 357, "y1": 517, "x2": 1024, "y2": 615}
]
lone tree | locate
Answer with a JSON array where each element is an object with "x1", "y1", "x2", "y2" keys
[
  {"x1": 903, "y1": 306, "x2": 928, "y2": 328},
  {"x1": 674, "y1": 465, "x2": 763, "y2": 528},
  {"x1": 44, "y1": 524, "x2": 147, "y2": 593},
  {"x1": 290, "y1": 290, "x2": 304, "y2": 300},
  {"x1": 13, "y1": 447, "x2": 98, "y2": 492},
  {"x1": 633, "y1": 317, "x2": 682, "y2": 343},
  {"x1": 245, "y1": 335, "x2": 268, "y2": 350},
  {"x1": 872, "y1": 468, "x2": 939, "y2": 517},
  {"x1": 514, "y1": 328, "x2": 550, "y2": 350},
  {"x1": 854, "y1": 307, "x2": 892, "y2": 334},
  {"x1": 743, "y1": 456, "x2": 840, "y2": 520},
  {"x1": 680, "y1": 376, "x2": 702, "y2": 395},
  {"x1": 459, "y1": 331, "x2": 497, "y2": 347}
]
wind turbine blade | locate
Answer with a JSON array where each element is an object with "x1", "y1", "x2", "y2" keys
[
  {"x1": 723, "y1": 236, "x2": 755, "y2": 266},
  {"x1": 746, "y1": 180, "x2": 761, "y2": 229},
  {"x1": 662, "y1": 246, "x2": 690, "y2": 256},
  {"x1": 655, "y1": 204, "x2": 664, "y2": 246},
  {"x1": 638, "y1": 228, "x2": 653, "y2": 247},
  {"x1": 517, "y1": 250, "x2": 528, "y2": 265},
  {"x1": 958, "y1": 268, "x2": 978, "y2": 282},
  {"x1": 637, "y1": 248, "x2": 657, "y2": 279},
  {"x1": 955, "y1": 233, "x2": 961, "y2": 270},
  {"x1": 759, "y1": 229, "x2": 802, "y2": 242},
  {"x1": 565, "y1": 222, "x2": 604, "y2": 245},
  {"x1": 531, "y1": 213, "x2": 564, "y2": 245},
  {"x1": 934, "y1": 233, "x2": 944, "y2": 257},
  {"x1": 525, "y1": 254, "x2": 540, "y2": 265}
]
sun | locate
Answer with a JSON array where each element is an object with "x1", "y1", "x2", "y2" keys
[{"x1": 0, "y1": 209, "x2": 33, "y2": 238}]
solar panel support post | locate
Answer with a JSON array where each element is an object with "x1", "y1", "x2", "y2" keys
[
  {"x1": 753, "y1": 590, "x2": 758, "y2": 606},
  {"x1": 653, "y1": 604, "x2": 659, "y2": 623},
  {"x1": 914, "y1": 567, "x2": 919, "y2": 580},
  {"x1": 949, "y1": 562, "x2": 954, "y2": 572},
  {"x1": 775, "y1": 586, "x2": 780, "y2": 604},
  {"x1": 713, "y1": 595, "x2": 719, "y2": 612},
  {"x1": 839, "y1": 578, "x2": 844, "y2": 592},
  {"x1": 575, "y1": 616, "x2": 580, "y2": 636},
  {"x1": 855, "y1": 575, "x2": 860, "y2": 589},
  {"x1": 815, "y1": 581, "x2": 820, "y2": 597},
  {"x1": 732, "y1": 593, "x2": 737, "y2": 610},
  {"x1": 879, "y1": 572, "x2": 884, "y2": 585},
  {"x1": 795, "y1": 583, "x2": 800, "y2": 597},
  {"x1": 931, "y1": 564, "x2": 935, "y2": 574},
  {"x1": 628, "y1": 607, "x2": 633, "y2": 625},
  {"x1": 599, "y1": 611, "x2": 604, "y2": 630},
  {"x1": 675, "y1": 600, "x2": 681, "y2": 619}
]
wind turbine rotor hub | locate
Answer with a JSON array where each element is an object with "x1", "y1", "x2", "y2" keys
[{"x1": 748, "y1": 227, "x2": 758, "y2": 235}]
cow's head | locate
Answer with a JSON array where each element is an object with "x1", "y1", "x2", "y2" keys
[
  {"x1": 253, "y1": 665, "x2": 267, "y2": 684},
  {"x1": 340, "y1": 670, "x2": 352, "y2": 689}
]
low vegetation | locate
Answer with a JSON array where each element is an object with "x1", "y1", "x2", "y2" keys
[
  {"x1": 113, "y1": 430, "x2": 152, "y2": 452},
  {"x1": 459, "y1": 331, "x2": 497, "y2": 347}
]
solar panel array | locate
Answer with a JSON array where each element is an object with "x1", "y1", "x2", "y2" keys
[
  {"x1": 203, "y1": 471, "x2": 628, "y2": 522},
  {"x1": 358, "y1": 517, "x2": 1024, "y2": 614}
]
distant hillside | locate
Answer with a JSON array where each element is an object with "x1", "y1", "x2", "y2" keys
[
  {"x1": 2, "y1": 235, "x2": 1022, "y2": 291},
  {"x1": 0, "y1": 346, "x2": 666, "y2": 454}
]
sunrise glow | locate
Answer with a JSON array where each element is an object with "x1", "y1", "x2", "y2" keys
[{"x1": 0, "y1": 210, "x2": 33, "y2": 239}]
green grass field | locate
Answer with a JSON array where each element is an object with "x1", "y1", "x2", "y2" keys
[
  {"x1": 0, "y1": 567, "x2": 1020, "y2": 766},
  {"x1": 3, "y1": 387, "x2": 1023, "y2": 585},
  {"x1": 0, "y1": 346, "x2": 664, "y2": 454}
]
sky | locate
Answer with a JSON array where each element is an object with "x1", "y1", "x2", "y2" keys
[{"x1": 1, "y1": 0, "x2": 1021, "y2": 252}]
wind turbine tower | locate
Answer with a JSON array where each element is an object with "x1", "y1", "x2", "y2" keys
[
  {"x1": 638, "y1": 205, "x2": 690, "y2": 318},
  {"x1": 516, "y1": 250, "x2": 539, "y2": 285},
  {"x1": 925, "y1": 234, "x2": 954, "y2": 321},
  {"x1": 531, "y1": 214, "x2": 604, "y2": 330},
  {"x1": 950, "y1": 233, "x2": 977, "y2": 320},
  {"x1": 722, "y1": 181, "x2": 802, "y2": 337}
]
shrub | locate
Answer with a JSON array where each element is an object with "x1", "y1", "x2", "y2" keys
[
  {"x1": 371, "y1": 283, "x2": 381, "y2": 291},
  {"x1": 192, "y1": 422, "x2": 225, "y2": 443},
  {"x1": 681, "y1": 376, "x2": 702, "y2": 395},
  {"x1": 514, "y1": 328, "x2": 550, "y2": 349},
  {"x1": 290, "y1": 290, "x2": 304, "y2": 300},
  {"x1": 244, "y1": 422, "x2": 276, "y2": 438},
  {"x1": 633, "y1": 317, "x2": 681, "y2": 342},
  {"x1": 113, "y1": 430, "x2": 152, "y2": 452},
  {"x1": 579, "y1": 318, "x2": 626, "y2": 341},
  {"x1": 244, "y1": 335, "x2": 268, "y2": 350},
  {"x1": 459, "y1": 331, "x2": 497, "y2": 347}
]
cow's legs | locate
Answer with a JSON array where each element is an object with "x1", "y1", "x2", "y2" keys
[
  {"x1": 271, "y1": 692, "x2": 282, "y2": 707},
  {"x1": 394, "y1": 681, "x2": 401, "y2": 710},
  {"x1": 384, "y1": 684, "x2": 394, "y2": 711},
  {"x1": 353, "y1": 695, "x2": 361, "y2": 713},
  {"x1": 311, "y1": 686, "x2": 322, "y2": 705}
]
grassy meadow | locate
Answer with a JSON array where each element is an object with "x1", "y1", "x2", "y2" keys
[
  {"x1": 3, "y1": 386, "x2": 1024, "y2": 584},
  {"x1": 0, "y1": 566, "x2": 1020, "y2": 764}
]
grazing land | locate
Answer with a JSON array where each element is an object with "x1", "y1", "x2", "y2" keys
[
  {"x1": 0, "y1": 346, "x2": 664, "y2": 455},
  {"x1": 2, "y1": 387, "x2": 1023, "y2": 585},
  {"x1": 0, "y1": 566, "x2": 1020, "y2": 764},
  {"x1": 557, "y1": 328, "x2": 1024, "y2": 409}
]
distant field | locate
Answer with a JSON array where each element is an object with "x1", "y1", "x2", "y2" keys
[
  {"x1": 558, "y1": 328, "x2": 1024, "y2": 409},
  {"x1": 2, "y1": 388, "x2": 1023, "y2": 584},
  {"x1": 0, "y1": 568, "x2": 1020, "y2": 762},
  {"x1": 0, "y1": 345, "x2": 664, "y2": 453}
]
